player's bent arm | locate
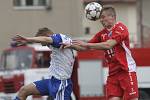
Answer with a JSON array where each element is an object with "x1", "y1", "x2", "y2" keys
[
  {"x1": 87, "y1": 39, "x2": 117, "y2": 50},
  {"x1": 26, "y1": 36, "x2": 53, "y2": 44}
]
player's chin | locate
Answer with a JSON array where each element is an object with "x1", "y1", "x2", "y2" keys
[
  {"x1": 102, "y1": 23, "x2": 110, "y2": 28},
  {"x1": 102, "y1": 24, "x2": 108, "y2": 28}
]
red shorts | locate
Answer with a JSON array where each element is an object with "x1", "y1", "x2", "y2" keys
[{"x1": 106, "y1": 71, "x2": 139, "y2": 100}]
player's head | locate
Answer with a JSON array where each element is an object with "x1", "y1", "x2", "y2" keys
[
  {"x1": 35, "y1": 27, "x2": 53, "y2": 46},
  {"x1": 99, "y1": 6, "x2": 116, "y2": 29},
  {"x1": 35, "y1": 27, "x2": 54, "y2": 37}
]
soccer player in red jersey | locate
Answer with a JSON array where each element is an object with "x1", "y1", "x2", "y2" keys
[{"x1": 63, "y1": 6, "x2": 139, "y2": 100}]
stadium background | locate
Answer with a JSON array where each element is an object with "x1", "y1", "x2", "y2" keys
[
  {"x1": 0, "y1": 0, "x2": 150, "y2": 55},
  {"x1": 0, "y1": 0, "x2": 150, "y2": 99}
]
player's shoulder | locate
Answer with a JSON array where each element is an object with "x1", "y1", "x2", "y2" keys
[
  {"x1": 54, "y1": 33, "x2": 70, "y2": 37},
  {"x1": 114, "y1": 21, "x2": 128, "y2": 31},
  {"x1": 52, "y1": 33, "x2": 63, "y2": 37},
  {"x1": 57, "y1": 33, "x2": 72, "y2": 43},
  {"x1": 116, "y1": 21, "x2": 126, "y2": 26}
]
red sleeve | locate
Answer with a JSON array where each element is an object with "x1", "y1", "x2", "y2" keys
[
  {"x1": 88, "y1": 32, "x2": 102, "y2": 43},
  {"x1": 112, "y1": 23, "x2": 129, "y2": 44}
]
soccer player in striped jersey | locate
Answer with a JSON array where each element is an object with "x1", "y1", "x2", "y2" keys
[{"x1": 13, "y1": 27, "x2": 75, "y2": 100}]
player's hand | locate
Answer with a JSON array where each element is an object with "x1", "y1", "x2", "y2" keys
[
  {"x1": 12, "y1": 35, "x2": 28, "y2": 47},
  {"x1": 10, "y1": 40, "x2": 26, "y2": 47},
  {"x1": 12, "y1": 35, "x2": 28, "y2": 43},
  {"x1": 59, "y1": 42, "x2": 72, "y2": 50},
  {"x1": 12, "y1": 35, "x2": 28, "y2": 42}
]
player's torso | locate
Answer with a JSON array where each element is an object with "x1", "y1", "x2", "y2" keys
[
  {"x1": 48, "y1": 34, "x2": 75, "y2": 80},
  {"x1": 100, "y1": 28, "x2": 129, "y2": 63},
  {"x1": 98, "y1": 23, "x2": 134, "y2": 74}
]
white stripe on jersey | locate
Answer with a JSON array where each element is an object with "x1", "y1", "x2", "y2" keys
[{"x1": 122, "y1": 41, "x2": 136, "y2": 72}]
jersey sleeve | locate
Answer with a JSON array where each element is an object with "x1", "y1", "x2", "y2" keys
[
  {"x1": 50, "y1": 33, "x2": 62, "y2": 48},
  {"x1": 60, "y1": 34, "x2": 72, "y2": 45},
  {"x1": 50, "y1": 33, "x2": 72, "y2": 48},
  {"x1": 112, "y1": 24, "x2": 129, "y2": 44},
  {"x1": 88, "y1": 32, "x2": 101, "y2": 43}
]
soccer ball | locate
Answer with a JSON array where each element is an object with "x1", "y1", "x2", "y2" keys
[{"x1": 85, "y1": 2, "x2": 102, "y2": 21}]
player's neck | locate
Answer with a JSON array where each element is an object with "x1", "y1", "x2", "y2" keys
[{"x1": 106, "y1": 25, "x2": 113, "y2": 31}]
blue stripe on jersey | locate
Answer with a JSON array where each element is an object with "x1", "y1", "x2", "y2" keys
[{"x1": 51, "y1": 33, "x2": 62, "y2": 48}]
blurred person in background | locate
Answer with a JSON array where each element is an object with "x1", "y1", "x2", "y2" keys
[
  {"x1": 13, "y1": 27, "x2": 75, "y2": 100},
  {"x1": 63, "y1": 6, "x2": 139, "y2": 100}
]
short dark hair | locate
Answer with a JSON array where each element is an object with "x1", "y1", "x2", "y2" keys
[
  {"x1": 100, "y1": 6, "x2": 116, "y2": 18},
  {"x1": 35, "y1": 27, "x2": 53, "y2": 37}
]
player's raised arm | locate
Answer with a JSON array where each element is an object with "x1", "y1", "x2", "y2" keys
[
  {"x1": 71, "y1": 39, "x2": 117, "y2": 50},
  {"x1": 86, "y1": 39, "x2": 117, "y2": 50},
  {"x1": 70, "y1": 44, "x2": 88, "y2": 51},
  {"x1": 12, "y1": 35, "x2": 53, "y2": 44},
  {"x1": 61, "y1": 40, "x2": 89, "y2": 51},
  {"x1": 12, "y1": 28, "x2": 55, "y2": 46}
]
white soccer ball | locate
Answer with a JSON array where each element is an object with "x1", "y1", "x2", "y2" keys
[{"x1": 85, "y1": 2, "x2": 102, "y2": 21}]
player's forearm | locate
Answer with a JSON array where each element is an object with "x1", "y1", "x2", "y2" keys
[
  {"x1": 87, "y1": 42, "x2": 112, "y2": 50},
  {"x1": 26, "y1": 36, "x2": 53, "y2": 44},
  {"x1": 70, "y1": 45, "x2": 89, "y2": 51},
  {"x1": 87, "y1": 40, "x2": 117, "y2": 50}
]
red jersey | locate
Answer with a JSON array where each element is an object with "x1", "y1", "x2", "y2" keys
[{"x1": 89, "y1": 22, "x2": 136, "y2": 75}]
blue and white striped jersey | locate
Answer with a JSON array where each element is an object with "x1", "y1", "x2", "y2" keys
[{"x1": 48, "y1": 33, "x2": 74, "y2": 80}]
